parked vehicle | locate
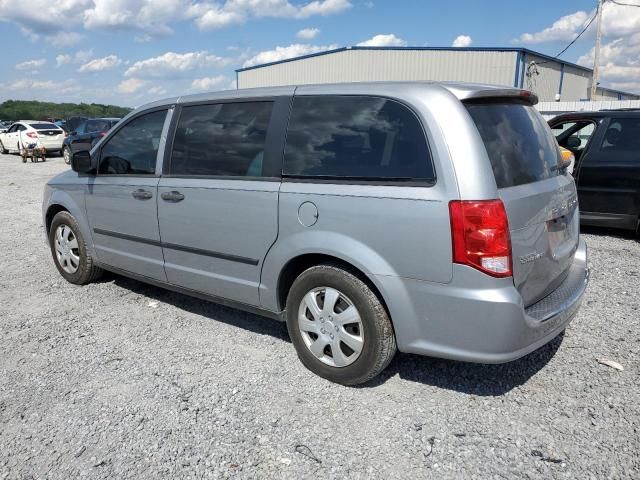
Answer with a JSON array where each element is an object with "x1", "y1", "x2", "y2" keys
[
  {"x1": 549, "y1": 110, "x2": 640, "y2": 232},
  {"x1": 63, "y1": 118, "x2": 120, "y2": 164},
  {"x1": 0, "y1": 120, "x2": 65, "y2": 155},
  {"x1": 43, "y1": 82, "x2": 589, "y2": 385},
  {"x1": 64, "y1": 117, "x2": 88, "y2": 134}
]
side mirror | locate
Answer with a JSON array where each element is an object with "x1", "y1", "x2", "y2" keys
[
  {"x1": 71, "y1": 150, "x2": 95, "y2": 174},
  {"x1": 565, "y1": 136, "x2": 581, "y2": 149}
]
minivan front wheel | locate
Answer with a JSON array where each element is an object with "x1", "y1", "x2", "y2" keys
[
  {"x1": 49, "y1": 211, "x2": 103, "y2": 285},
  {"x1": 286, "y1": 264, "x2": 396, "y2": 385}
]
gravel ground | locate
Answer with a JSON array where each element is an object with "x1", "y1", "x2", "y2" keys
[{"x1": 0, "y1": 153, "x2": 638, "y2": 479}]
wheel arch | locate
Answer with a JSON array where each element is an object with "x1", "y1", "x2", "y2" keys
[
  {"x1": 276, "y1": 253, "x2": 393, "y2": 315},
  {"x1": 45, "y1": 204, "x2": 69, "y2": 234},
  {"x1": 44, "y1": 190, "x2": 96, "y2": 258}
]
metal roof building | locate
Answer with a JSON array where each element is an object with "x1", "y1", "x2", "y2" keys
[{"x1": 236, "y1": 46, "x2": 640, "y2": 103}]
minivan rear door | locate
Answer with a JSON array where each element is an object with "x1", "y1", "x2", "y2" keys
[
  {"x1": 157, "y1": 96, "x2": 290, "y2": 307},
  {"x1": 466, "y1": 100, "x2": 579, "y2": 306}
]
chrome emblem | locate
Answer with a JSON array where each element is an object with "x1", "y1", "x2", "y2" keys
[{"x1": 519, "y1": 252, "x2": 544, "y2": 264}]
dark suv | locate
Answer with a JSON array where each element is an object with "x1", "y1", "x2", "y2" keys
[
  {"x1": 63, "y1": 118, "x2": 120, "y2": 164},
  {"x1": 549, "y1": 110, "x2": 640, "y2": 233}
]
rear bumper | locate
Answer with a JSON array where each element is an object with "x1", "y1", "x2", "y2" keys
[
  {"x1": 377, "y1": 238, "x2": 588, "y2": 363},
  {"x1": 38, "y1": 139, "x2": 64, "y2": 150}
]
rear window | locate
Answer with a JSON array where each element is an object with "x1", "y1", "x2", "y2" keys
[
  {"x1": 30, "y1": 123, "x2": 59, "y2": 130},
  {"x1": 466, "y1": 102, "x2": 561, "y2": 188},
  {"x1": 283, "y1": 96, "x2": 434, "y2": 182}
]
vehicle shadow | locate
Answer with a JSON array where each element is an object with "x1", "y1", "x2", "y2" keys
[
  {"x1": 106, "y1": 272, "x2": 563, "y2": 396},
  {"x1": 365, "y1": 333, "x2": 564, "y2": 396},
  {"x1": 580, "y1": 225, "x2": 638, "y2": 241},
  {"x1": 108, "y1": 273, "x2": 290, "y2": 342}
]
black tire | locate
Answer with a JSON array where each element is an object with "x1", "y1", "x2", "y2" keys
[
  {"x1": 286, "y1": 264, "x2": 396, "y2": 385},
  {"x1": 49, "y1": 211, "x2": 103, "y2": 285},
  {"x1": 63, "y1": 146, "x2": 71, "y2": 164},
  {"x1": 0, "y1": 140, "x2": 7, "y2": 154}
]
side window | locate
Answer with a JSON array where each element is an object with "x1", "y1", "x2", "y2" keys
[
  {"x1": 99, "y1": 110, "x2": 167, "y2": 175},
  {"x1": 283, "y1": 95, "x2": 434, "y2": 182},
  {"x1": 76, "y1": 122, "x2": 86, "y2": 134},
  {"x1": 553, "y1": 121, "x2": 595, "y2": 151},
  {"x1": 600, "y1": 118, "x2": 640, "y2": 153},
  {"x1": 8, "y1": 125, "x2": 17, "y2": 133},
  {"x1": 17, "y1": 124, "x2": 27, "y2": 132},
  {"x1": 170, "y1": 102, "x2": 273, "y2": 177}
]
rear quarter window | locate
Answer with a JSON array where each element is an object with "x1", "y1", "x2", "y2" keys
[
  {"x1": 466, "y1": 102, "x2": 561, "y2": 188},
  {"x1": 283, "y1": 95, "x2": 435, "y2": 183}
]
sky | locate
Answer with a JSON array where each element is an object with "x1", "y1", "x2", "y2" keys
[{"x1": 1, "y1": 0, "x2": 639, "y2": 107}]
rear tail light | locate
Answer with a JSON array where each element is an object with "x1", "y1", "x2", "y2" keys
[
  {"x1": 25, "y1": 131, "x2": 38, "y2": 139},
  {"x1": 449, "y1": 199, "x2": 512, "y2": 277},
  {"x1": 99, "y1": 131, "x2": 107, "y2": 137}
]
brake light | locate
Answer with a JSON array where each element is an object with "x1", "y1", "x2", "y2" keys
[
  {"x1": 449, "y1": 200, "x2": 512, "y2": 277},
  {"x1": 99, "y1": 131, "x2": 107, "y2": 137},
  {"x1": 25, "y1": 131, "x2": 38, "y2": 139}
]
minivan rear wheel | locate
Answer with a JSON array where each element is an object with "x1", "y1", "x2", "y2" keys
[
  {"x1": 286, "y1": 264, "x2": 396, "y2": 385},
  {"x1": 49, "y1": 211, "x2": 103, "y2": 285}
]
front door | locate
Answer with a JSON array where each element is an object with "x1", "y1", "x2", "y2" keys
[
  {"x1": 157, "y1": 99, "x2": 286, "y2": 306},
  {"x1": 575, "y1": 117, "x2": 640, "y2": 229},
  {"x1": 86, "y1": 109, "x2": 170, "y2": 281}
]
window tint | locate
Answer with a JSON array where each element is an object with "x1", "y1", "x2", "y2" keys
[
  {"x1": 283, "y1": 96, "x2": 434, "y2": 181},
  {"x1": 553, "y1": 121, "x2": 596, "y2": 151},
  {"x1": 31, "y1": 123, "x2": 58, "y2": 130},
  {"x1": 76, "y1": 122, "x2": 86, "y2": 134},
  {"x1": 466, "y1": 102, "x2": 561, "y2": 188},
  {"x1": 600, "y1": 118, "x2": 640, "y2": 153},
  {"x1": 87, "y1": 119, "x2": 112, "y2": 133},
  {"x1": 170, "y1": 102, "x2": 273, "y2": 177},
  {"x1": 99, "y1": 110, "x2": 167, "y2": 175}
]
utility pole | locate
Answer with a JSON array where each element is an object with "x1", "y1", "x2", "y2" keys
[{"x1": 591, "y1": 0, "x2": 604, "y2": 100}]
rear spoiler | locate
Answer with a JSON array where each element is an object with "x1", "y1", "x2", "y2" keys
[
  {"x1": 459, "y1": 88, "x2": 539, "y2": 106},
  {"x1": 441, "y1": 84, "x2": 539, "y2": 106}
]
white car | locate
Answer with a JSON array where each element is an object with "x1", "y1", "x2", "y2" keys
[{"x1": 0, "y1": 121, "x2": 65, "y2": 155}]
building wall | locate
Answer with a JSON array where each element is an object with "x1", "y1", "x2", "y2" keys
[
  {"x1": 592, "y1": 88, "x2": 640, "y2": 101},
  {"x1": 238, "y1": 49, "x2": 517, "y2": 90},
  {"x1": 537, "y1": 100, "x2": 640, "y2": 120},
  {"x1": 238, "y1": 48, "x2": 637, "y2": 102},
  {"x1": 559, "y1": 64, "x2": 592, "y2": 101},
  {"x1": 519, "y1": 53, "x2": 591, "y2": 102}
]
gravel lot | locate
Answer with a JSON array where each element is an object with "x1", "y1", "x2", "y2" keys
[{"x1": 0, "y1": 153, "x2": 638, "y2": 479}]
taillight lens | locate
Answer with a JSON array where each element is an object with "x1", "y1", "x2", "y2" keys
[
  {"x1": 449, "y1": 200, "x2": 512, "y2": 277},
  {"x1": 25, "y1": 131, "x2": 38, "y2": 139}
]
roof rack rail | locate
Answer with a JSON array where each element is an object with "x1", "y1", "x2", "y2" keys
[{"x1": 599, "y1": 108, "x2": 640, "y2": 112}]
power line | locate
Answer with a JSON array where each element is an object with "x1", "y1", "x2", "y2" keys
[
  {"x1": 608, "y1": 0, "x2": 640, "y2": 7},
  {"x1": 525, "y1": 5, "x2": 599, "y2": 75},
  {"x1": 553, "y1": 7, "x2": 599, "y2": 59}
]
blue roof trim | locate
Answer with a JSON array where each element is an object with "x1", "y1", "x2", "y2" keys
[{"x1": 235, "y1": 46, "x2": 593, "y2": 74}]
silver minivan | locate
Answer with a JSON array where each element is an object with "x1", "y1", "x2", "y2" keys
[{"x1": 43, "y1": 82, "x2": 589, "y2": 385}]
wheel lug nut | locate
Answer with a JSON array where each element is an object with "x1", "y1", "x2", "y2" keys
[{"x1": 334, "y1": 325, "x2": 339, "y2": 331}]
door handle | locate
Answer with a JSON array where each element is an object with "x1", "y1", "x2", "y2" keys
[
  {"x1": 132, "y1": 189, "x2": 153, "y2": 200},
  {"x1": 161, "y1": 190, "x2": 185, "y2": 202}
]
